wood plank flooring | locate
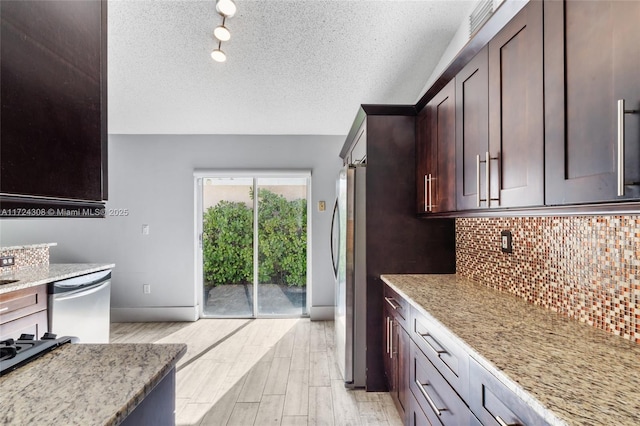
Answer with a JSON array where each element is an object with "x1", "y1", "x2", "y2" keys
[{"x1": 110, "y1": 319, "x2": 402, "y2": 426}]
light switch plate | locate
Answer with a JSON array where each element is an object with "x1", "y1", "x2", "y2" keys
[{"x1": 501, "y1": 230, "x2": 513, "y2": 253}]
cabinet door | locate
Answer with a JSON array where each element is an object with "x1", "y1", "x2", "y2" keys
[
  {"x1": 383, "y1": 306, "x2": 396, "y2": 395},
  {"x1": 411, "y1": 306, "x2": 469, "y2": 401},
  {"x1": 409, "y1": 340, "x2": 474, "y2": 426},
  {"x1": 545, "y1": 0, "x2": 640, "y2": 204},
  {"x1": 488, "y1": 0, "x2": 544, "y2": 208},
  {"x1": 0, "y1": 0, "x2": 107, "y2": 201},
  {"x1": 416, "y1": 107, "x2": 429, "y2": 213},
  {"x1": 456, "y1": 47, "x2": 489, "y2": 210},
  {"x1": 397, "y1": 324, "x2": 410, "y2": 420},
  {"x1": 418, "y1": 81, "x2": 456, "y2": 213},
  {"x1": 469, "y1": 357, "x2": 551, "y2": 426}
]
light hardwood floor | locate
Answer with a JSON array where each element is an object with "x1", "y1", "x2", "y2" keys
[{"x1": 110, "y1": 319, "x2": 403, "y2": 426}]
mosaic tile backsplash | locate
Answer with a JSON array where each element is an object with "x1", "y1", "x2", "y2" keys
[
  {"x1": 456, "y1": 216, "x2": 639, "y2": 343},
  {"x1": 0, "y1": 245, "x2": 50, "y2": 274}
]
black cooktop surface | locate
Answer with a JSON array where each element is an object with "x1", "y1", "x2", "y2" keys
[{"x1": 0, "y1": 334, "x2": 76, "y2": 376}]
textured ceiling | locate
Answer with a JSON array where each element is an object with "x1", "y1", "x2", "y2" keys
[{"x1": 108, "y1": 0, "x2": 473, "y2": 135}]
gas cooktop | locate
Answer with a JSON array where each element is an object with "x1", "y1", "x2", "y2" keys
[{"x1": 0, "y1": 333, "x2": 77, "y2": 376}]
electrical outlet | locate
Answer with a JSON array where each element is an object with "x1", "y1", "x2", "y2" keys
[
  {"x1": 318, "y1": 201, "x2": 326, "y2": 212},
  {"x1": 501, "y1": 230, "x2": 513, "y2": 253},
  {"x1": 142, "y1": 224, "x2": 150, "y2": 235},
  {"x1": 143, "y1": 284, "x2": 151, "y2": 294},
  {"x1": 0, "y1": 256, "x2": 15, "y2": 267}
]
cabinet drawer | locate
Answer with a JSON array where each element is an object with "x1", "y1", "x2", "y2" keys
[
  {"x1": 469, "y1": 357, "x2": 551, "y2": 426},
  {"x1": 411, "y1": 306, "x2": 469, "y2": 399},
  {"x1": 384, "y1": 285, "x2": 409, "y2": 329},
  {"x1": 0, "y1": 310, "x2": 48, "y2": 341},
  {"x1": 410, "y1": 340, "x2": 475, "y2": 426},
  {"x1": 408, "y1": 385, "x2": 439, "y2": 426},
  {"x1": 0, "y1": 285, "x2": 47, "y2": 324}
]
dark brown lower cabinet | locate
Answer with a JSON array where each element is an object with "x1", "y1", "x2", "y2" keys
[
  {"x1": 383, "y1": 282, "x2": 552, "y2": 425},
  {"x1": 407, "y1": 390, "x2": 433, "y2": 426},
  {"x1": 469, "y1": 358, "x2": 548, "y2": 426},
  {"x1": 384, "y1": 302, "x2": 410, "y2": 423},
  {"x1": 409, "y1": 340, "x2": 477, "y2": 426}
]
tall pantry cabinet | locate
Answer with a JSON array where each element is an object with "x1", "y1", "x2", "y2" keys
[{"x1": 340, "y1": 106, "x2": 456, "y2": 392}]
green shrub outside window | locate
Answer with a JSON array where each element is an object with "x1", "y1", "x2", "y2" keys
[{"x1": 203, "y1": 189, "x2": 307, "y2": 287}]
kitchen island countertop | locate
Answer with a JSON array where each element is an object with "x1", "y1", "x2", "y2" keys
[
  {"x1": 0, "y1": 342, "x2": 186, "y2": 425},
  {"x1": 381, "y1": 274, "x2": 640, "y2": 426},
  {"x1": 0, "y1": 263, "x2": 115, "y2": 294}
]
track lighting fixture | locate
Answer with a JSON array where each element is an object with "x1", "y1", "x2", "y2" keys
[{"x1": 212, "y1": 0, "x2": 236, "y2": 62}]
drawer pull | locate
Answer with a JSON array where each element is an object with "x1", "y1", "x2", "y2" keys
[
  {"x1": 384, "y1": 297, "x2": 399, "y2": 310},
  {"x1": 617, "y1": 99, "x2": 639, "y2": 196},
  {"x1": 419, "y1": 332, "x2": 447, "y2": 355},
  {"x1": 415, "y1": 380, "x2": 446, "y2": 416},
  {"x1": 389, "y1": 318, "x2": 392, "y2": 356},
  {"x1": 0, "y1": 307, "x2": 8, "y2": 313},
  {"x1": 386, "y1": 317, "x2": 390, "y2": 354},
  {"x1": 496, "y1": 416, "x2": 520, "y2": 426}
]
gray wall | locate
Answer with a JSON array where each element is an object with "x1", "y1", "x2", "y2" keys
[{"x1": 0, "y1": 134, "x2": 344, "y2": 320}]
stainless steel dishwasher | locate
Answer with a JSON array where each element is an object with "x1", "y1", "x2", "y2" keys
[{"x1": 48, "y1": 270, "x2": 111, "y2": 343}]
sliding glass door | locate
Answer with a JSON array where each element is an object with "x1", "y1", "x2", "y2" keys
[
  {"x1": 196, "y1": 172, "x2": 310, "y2": 318},
  {"x1": 256, "y1": 178, "x2": 308, "y2": 316}
]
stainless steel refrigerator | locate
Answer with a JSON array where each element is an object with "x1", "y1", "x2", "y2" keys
[{"x1": 331, "y1": 164, "x2": 366, "y2": 388}]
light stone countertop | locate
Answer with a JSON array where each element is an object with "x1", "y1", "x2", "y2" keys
[
  {"x1": 381, "y1": 274, "x2": 640, "y2": 426},
  {"x1": 0, "y1": 343, "x2": 187, "y2": 425},
  {"x1": 0, "y1": 242, "x2": 57, "y2": 252},
  {"x1": 0, "y1": 263, "x2": 115, "y2": 294}
]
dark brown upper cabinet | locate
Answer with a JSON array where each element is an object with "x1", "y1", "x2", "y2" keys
[
  {"x1": 545, "y1": 0, "x2": 640, "y2": 205},
  {"x1": 1, "y1": 0, "x2": 108, "y2": 207},
  {"x1": 487, "y1": 0, "x2": 544, "y2": 208},
  {"x1": 455, "y1": 47, "x2": 489, "y2": 211},
  {"x1": 417, "y1": 80, "x2": 456, "y2": 214}
]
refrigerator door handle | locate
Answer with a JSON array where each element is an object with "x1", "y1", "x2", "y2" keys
[{"x1": 330, "y1": 198, "x2": 339, "y2": 278}]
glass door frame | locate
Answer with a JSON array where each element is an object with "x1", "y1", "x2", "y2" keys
[{"x1": 194, "y1": 170, "x2": 312, "y2": 318}]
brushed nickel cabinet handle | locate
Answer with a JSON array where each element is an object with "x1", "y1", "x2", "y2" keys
[
  {"x1": 416, "y1": 380, "x2": 445, "y2": 416},
  {"x1": 424, "y1": 175, "x2": 429, "y2": 212},
  {"x1": 386, "y1": 317, "x2": 390, "y2": 355},
  {"x1": 476, "y1": 154, "x2": 481, "y2": 207},
  {"x1": 384, "y1": 296, "x2": 399, "y2": 310},
  {"x1": 617, "y1": 99, "x2": 639, "y2": 196},
  {"x1": 428, "y1": 173, "x2": 433, "y2": 212},
  {"x1": 389, "y1": 318, "x2": 393, "y2": 359},
  {"x1": 495, "y1": 415, "x2": 522, "y2": 426},
  {"x1": 618, "y1": 99, "x2": 625, "y2": 196},
  {"x1": 419, "y1": 332, "x2": 447, "y2": 355},
  {"x1": 485, "y1": 151, "x2": 491, "y2": 207},
  {"x1": 0, "y1": 307, "x2": 8, "y2": 313}
]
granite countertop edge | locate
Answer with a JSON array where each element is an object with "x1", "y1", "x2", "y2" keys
[
  {"x1": 382, "y1": 274, "x2": 568, "y2": 426},
  {"x1": 0, "y1": 242, "x2": 57, "y2": 251},
  {"x1": 0, "y1": 343, "x2": 187, "y2": 426},
  {"x1": 0, "y1": 263, "x2": 115, "y2": 294},
  {"x1": 106, "y1": 343, "x2": 187, "y2": 426}
]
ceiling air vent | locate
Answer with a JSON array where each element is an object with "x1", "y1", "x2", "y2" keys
[{"x1": 469, "y1": 0, "x2": 495, "y2": 38}]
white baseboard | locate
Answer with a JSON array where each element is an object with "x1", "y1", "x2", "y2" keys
[
  {"x1": 310, "y1": 305, "x2": 334, "y2": 321},
  {"x1": 111, "y1": 306, "x2": 199, "y2": 322}
]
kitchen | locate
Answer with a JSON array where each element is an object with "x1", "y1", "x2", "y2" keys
[{"x1": 1, "y1": 0, "x2": 639, "y2": 425}]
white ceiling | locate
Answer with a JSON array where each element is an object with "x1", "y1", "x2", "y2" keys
[{"x1": 107, "y1": 0, "x2": 474, "y2": 136}]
